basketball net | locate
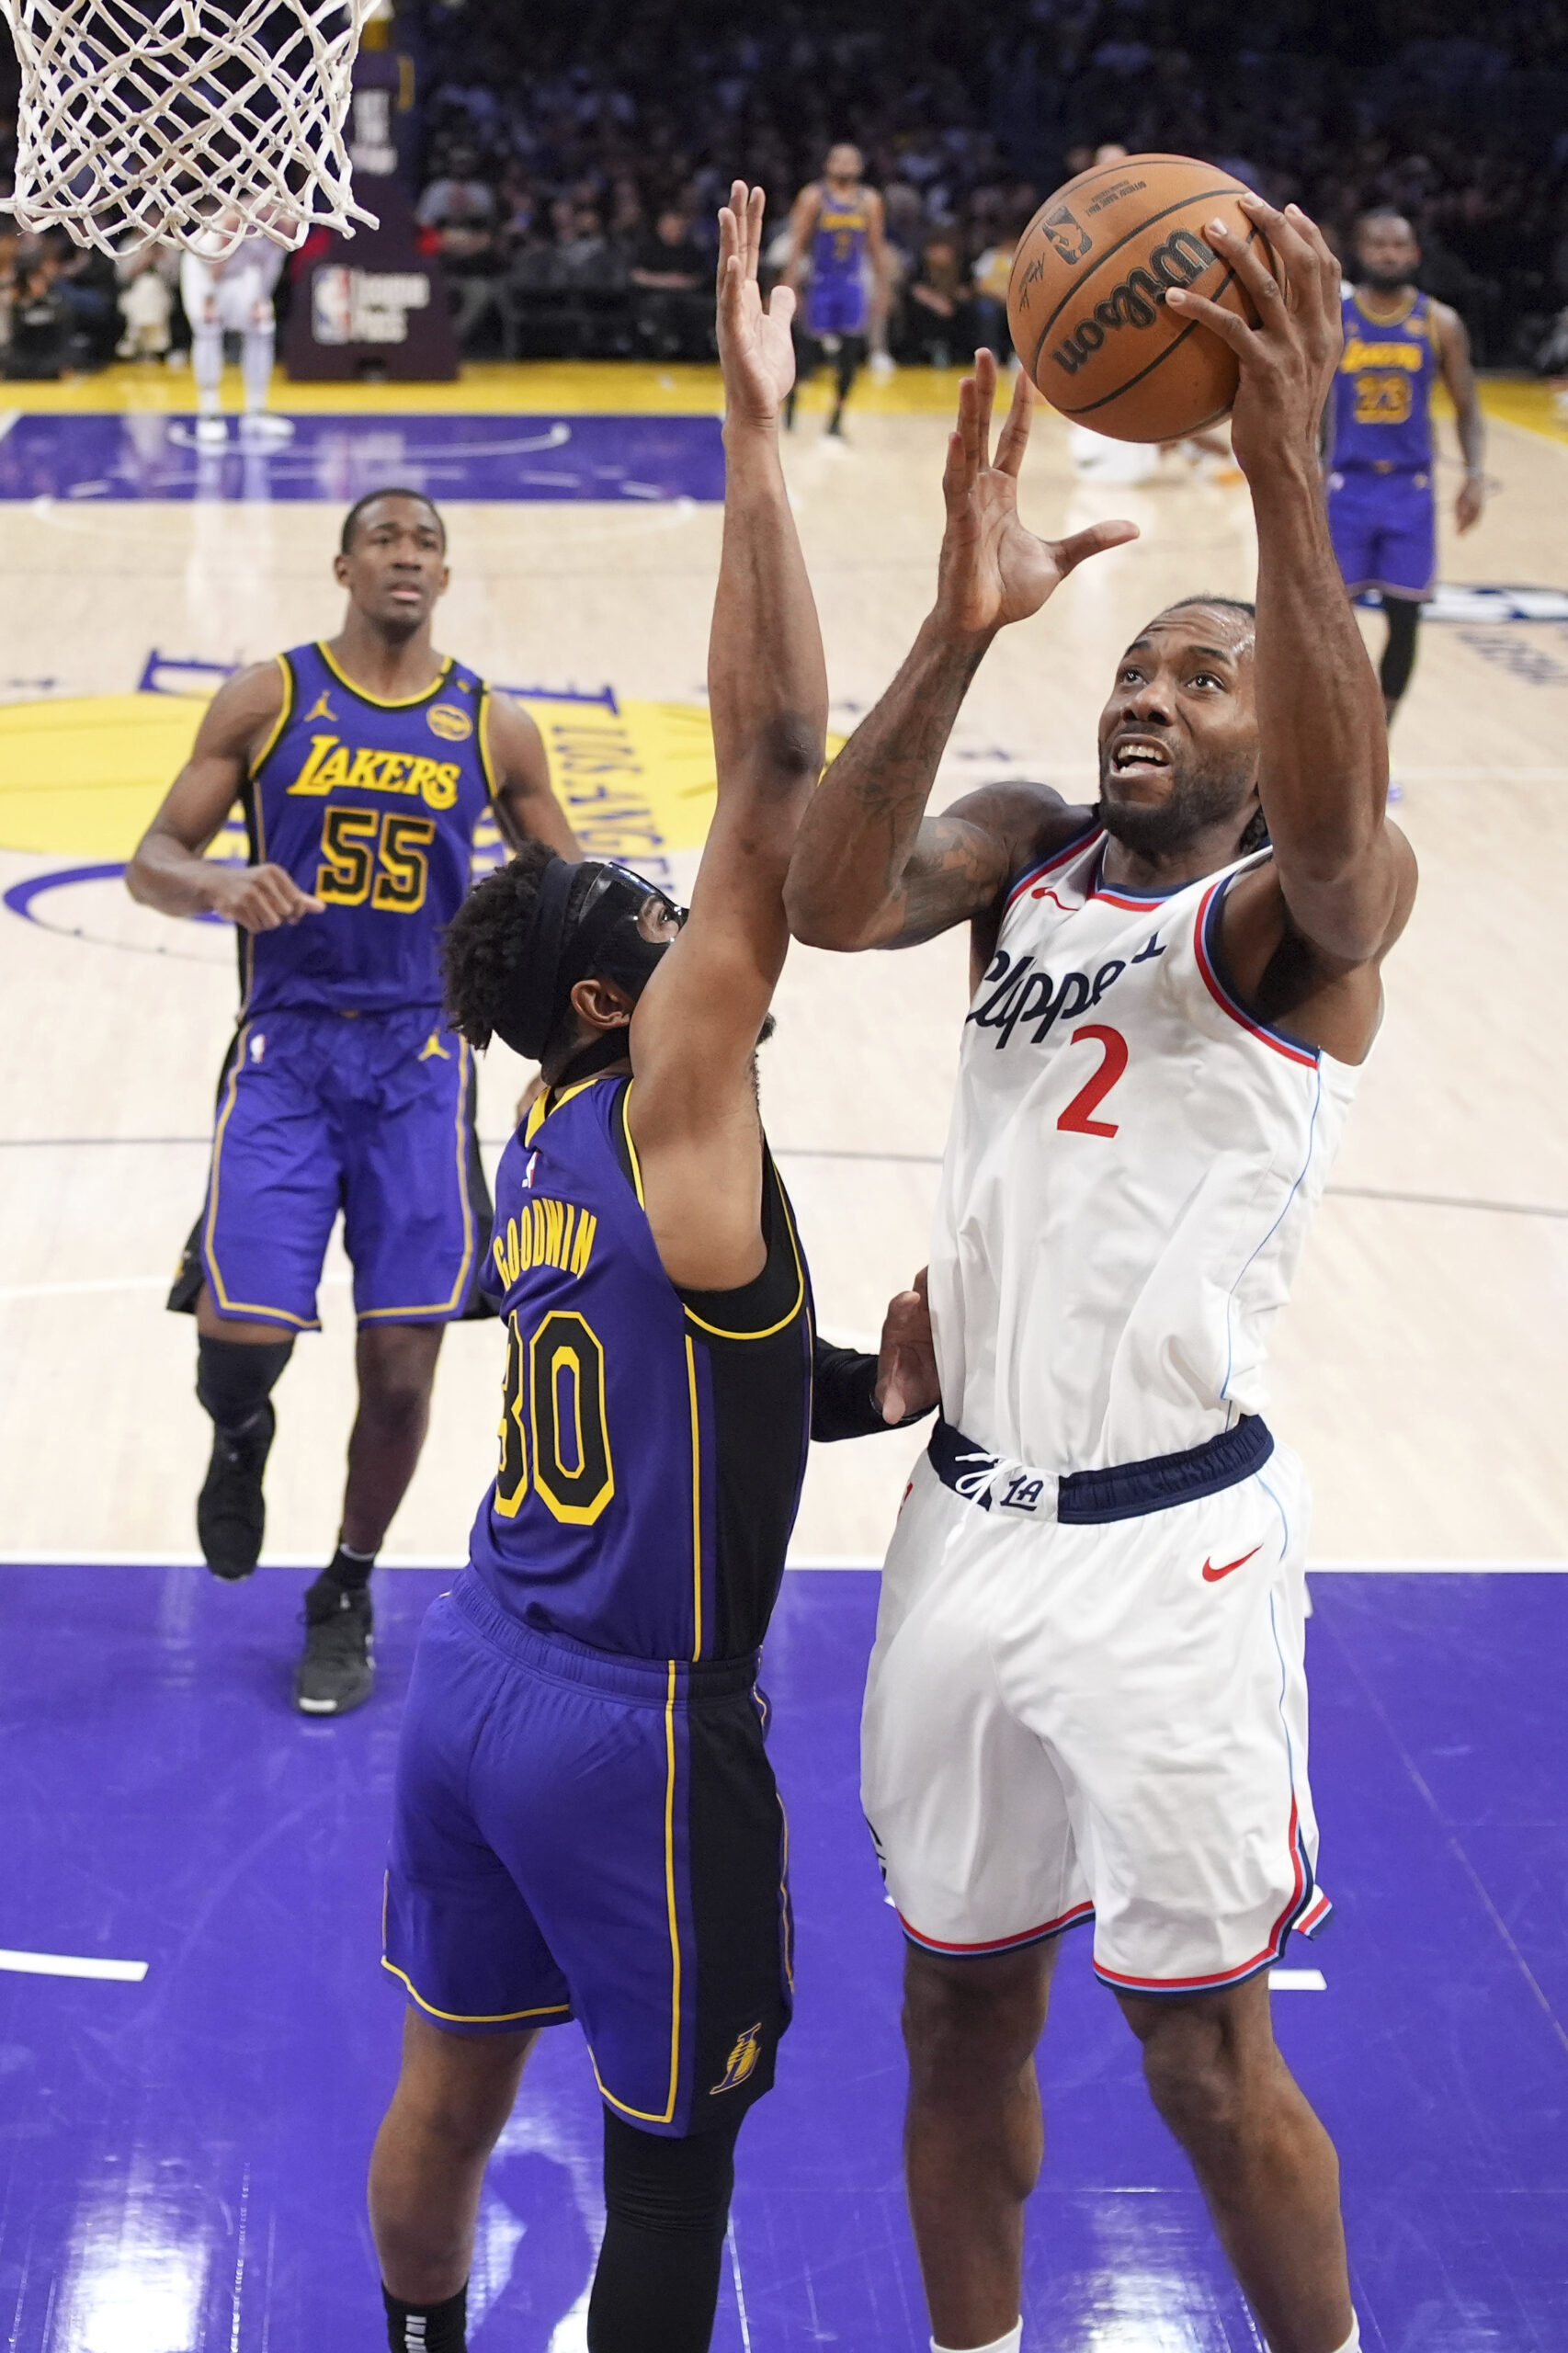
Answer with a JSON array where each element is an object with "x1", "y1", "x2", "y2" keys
[{"x1": 0, "y1": 0, "x2": 381, "y2": 257}]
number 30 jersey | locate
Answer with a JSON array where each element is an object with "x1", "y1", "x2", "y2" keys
[
  {"x1": 470, "y1": 1074, "x2": 815, "y2": 1664},
  {"x1": 929, "y1": 826, "x2": 1360, "y2": 1478},
  {"x1": 240, "y1": 641, "x2": 497, "y2": 1017}
]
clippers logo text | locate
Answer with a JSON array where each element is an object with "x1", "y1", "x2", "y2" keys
[{"x1": 969, "y1": 935, "x2": 1164, "y2": 1051}]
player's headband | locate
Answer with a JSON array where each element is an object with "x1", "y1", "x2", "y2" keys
[{"x1": 493, "y1": 855, "x2": 687, "y2": 1065}]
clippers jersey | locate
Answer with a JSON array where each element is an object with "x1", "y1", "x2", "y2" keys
[
  {"x1": 241, "y1": 641, "x2": 497, "y2": 1017},
  {"x1": 929, "y1": 828, "x2": 1360, "y2": 1476},
  {"x1": 471, "y1": 1075, "x2": 814, "y2": 1662},
  {"x1": 1331, "y1": 289, "x2": 1437, "y2": 472}
]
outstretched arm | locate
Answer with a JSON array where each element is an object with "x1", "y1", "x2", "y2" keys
[
  {"x1": 1432, "y1": 301, "x2": 1485, "y2": 533},
  {"x1": 629, "y1": 183, "x2": 826, "y2": 1290},
  {"x1": 126, "y1": 663, "x2": 324, "y2": 930},
  {"x1": 1171, "y1": 199, "x2": 1416, "y2": 1053},
  {"x1": 785, "y1": 354, "x2": 1135, "y2": 952},
  {"x1": 483, "y1": 692, "x2": 580, "y2": 859}
]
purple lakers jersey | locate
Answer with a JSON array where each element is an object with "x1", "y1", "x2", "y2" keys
[
  {"x1": 1330, "y1": 290, "x2": 1437, "y2": 472},
  {"x1": 241, "y1": 641, "x2": 496, "y2": 1017},
  {"x1": 470, "y1": 1074, "x2": 814, "y2": 1663},
  {"x1": 812, "y1": 188, "x2": 870, "y2": 285}
]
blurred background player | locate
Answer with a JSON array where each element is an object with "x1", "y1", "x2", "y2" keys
[
  {"x1": 180, "y1": 223, "x2": 292, "y2": 449},
  {"x1": 1327, "y1": 208, "x2": 1485, "y2": 730},
  {"x1": 126, "y1": 489, "x2": 577, "y2": 1717},
  {"x1": 781, "y1": 143, "x2": 888, "y2": 438}
]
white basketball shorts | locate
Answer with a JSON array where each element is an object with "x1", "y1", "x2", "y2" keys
[
  {"x1": 861, "y1": 1436, "x2": 1333, "y2": 1994},
  {"x1": 179, "y1": 256, "x2": 278, "y2": 337}
]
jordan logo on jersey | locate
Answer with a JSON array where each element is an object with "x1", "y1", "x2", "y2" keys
[
  {"x1": 710, "y1": 2023, "x2": 763, "y2": 2095},
  {"x1": 303, "y1": 689, "x2": 337, "y2": 722}
]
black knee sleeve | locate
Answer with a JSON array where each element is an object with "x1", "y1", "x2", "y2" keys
[
  {"x1": 196, "y1": 1334, "x2": 293, "y2": 1434},
  {"x1": 1380, "y1": 595, "x2": 1420, "y2": 709},
  {"x1": 586, "y1": 2111, "x2": 742, "y2": 2353}
]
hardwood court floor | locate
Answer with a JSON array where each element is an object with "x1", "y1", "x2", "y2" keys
[{"x1": 0, "y1": 366, "x2": 1564, "y2": 1569}]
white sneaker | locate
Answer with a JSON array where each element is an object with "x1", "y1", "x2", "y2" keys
[
  {"x1": 869, "y1": 348, "x2": 895, "y2": 380},
  {"x1": 194, "y1": 414, "x2": 229, "y2": 449},
  {"x1": 239, "y1": 411, "x2": 295, "y2": 444}
]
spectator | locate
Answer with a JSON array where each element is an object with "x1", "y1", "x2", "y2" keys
[
  {"x1": 900, "y1": 233, "x2": 973, "y2": 367},
  {"x1": 629, "y1": 207, "x2": 711, "y2": 358},
  {"x1": 5, "y1": 245, "x2": 67, "y2": 380},
  {"x1": 117, "y1": 251, "x2": 174, "y2": 359},
  {"x1": 416, "y1": 144, "x2": 502, "y2": 348}
]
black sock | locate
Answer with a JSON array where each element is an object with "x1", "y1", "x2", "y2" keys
[
  {"x1": 325, "y1": 1540, "x2": 378, "y2": 1591},
  {"x1": 382, "y1": 2283, "x2": 466, "y2": 2352},
  {"x1": 196, "y1": 1334, "x2": 293, "y2": 1436}
]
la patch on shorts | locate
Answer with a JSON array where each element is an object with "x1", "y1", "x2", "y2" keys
[
  {"x1": 1327, "y1": 464, "x2": 1436, "y2": 600},
  {"x1": 862, "y1": 1435, "x2": 1331, "y2": 1994},
  {"x1": 383, "y1": 1571, "x2": 793, "y2": 2136},
  {"x1": 180, "y1": 1006, "x2": 491, "y2": 1330}
]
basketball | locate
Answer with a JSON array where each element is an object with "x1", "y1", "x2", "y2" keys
[{"x1": 1008, "y1": 153, "x2": 1269, "y2": 442}]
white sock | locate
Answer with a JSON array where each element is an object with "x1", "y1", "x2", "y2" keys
[
  {"x1": 1329, "y1": 2321, "x2": 1360, "y2": 2353},
  {"x1": 242, "y1": 323, "x2": 275, "y2": 413},
  {"x1": 190, "y1": 322, "x2": 222, "y2": 404},
  {"x1": 932, "y1": 2328, "x2": 1021, "y2": 2353}
]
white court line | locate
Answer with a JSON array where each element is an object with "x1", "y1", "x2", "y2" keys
[
  {"x1": 1268, "y1": 1969, "x2": 1326, "y2": 1992},
  {"x1": 0, "y1": 412, "x2": 19, "y2": 448},
  {"x1": 0, "y1": 1948, "x2": 147, "y2": 1982}
]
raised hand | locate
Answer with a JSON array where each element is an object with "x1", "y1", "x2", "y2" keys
[
  {"x1": 934, "y1": 349, "x2": 1138, "y2": 640},
  {"x1": 716, "y1": 180, "x2": 796, "y2": 427},
  {"x1": 1166, "y1": 197, "x2": 1343, "y2": 479}
]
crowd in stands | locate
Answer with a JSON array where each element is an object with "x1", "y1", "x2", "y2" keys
[{"x1": 3, "y1": 0, "x2": 1568, "y2": 376}]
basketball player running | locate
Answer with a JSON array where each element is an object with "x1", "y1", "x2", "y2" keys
[
  {"x1": 368, "y1": 186, "x2": 935, "y2": 2353},
  {"x1": 782, "y1": 143, "x2": 888, "y2": 437},
  {"x1": 786, "y1": 198, "x2": 1415, "y2": 2353},
  {"x1": 1327, "y1": 208, "x2": 1485, "y2": 726},
  {"x1": 126, "y1": 490, "x2": 576, "y2": 1715},
  {"x1": 181, "y1": 226, "x2": 292, "y2": 449}
]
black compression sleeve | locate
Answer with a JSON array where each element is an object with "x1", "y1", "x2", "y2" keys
[
  {"x1": 811, "y1": 1336, "x2": 931, "y2": 1440},
  {"x1": 1380, "y1": 594, "x2": 1421, "y2": 707},
  {"x1": 587, "y1": 2112, "x2": 741, "y2": 2353}
]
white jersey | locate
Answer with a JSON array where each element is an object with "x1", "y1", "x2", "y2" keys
[{"x1": 928, "y1": 824, "x2": 1360, "y2": 1474}]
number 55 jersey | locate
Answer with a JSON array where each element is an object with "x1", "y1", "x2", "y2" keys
[{"x1": 180, "y1": 642, "x2": 499, "y2": 1331}]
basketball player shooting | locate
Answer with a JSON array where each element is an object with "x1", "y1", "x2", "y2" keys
[
  {"x1": 786, "y1": 197, "x2": 1415, "y2": 2353},
  {"x1": 126, "y1": 491, "x2": 577, "y2": 1715},
  {"x1": 367, "y1": 185, "x2": 935, "y2": 2353},
  {"x1": 1326, "y1": 207, "x2": 1485, "y2": 729},
  {"x1": 781, "y1": 143, "x2": 888, "y2": 438}
]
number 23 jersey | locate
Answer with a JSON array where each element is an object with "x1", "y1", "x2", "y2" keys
[
  {"x1": 930, "y1": 827, "x2": 1360, "y2": 1478},
  {"x1": 241, "y1": 641, "x2": 497, "y2": 1017},
  {"x1": 471, "y1": 1074, "x2": 815, "y2": 1663}
]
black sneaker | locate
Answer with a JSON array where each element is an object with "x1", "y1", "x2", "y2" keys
[
  {"x1": 197, "y1": 1403, "x2": 276, "y2": 1580},
  {"x1": 294, "y1": 1578, "x2": 374, "y2": 1716}
]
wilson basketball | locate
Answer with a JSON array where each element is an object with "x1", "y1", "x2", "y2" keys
[{"x1": 1008, "y1": 154, "x2": 1268, "y2": 442}]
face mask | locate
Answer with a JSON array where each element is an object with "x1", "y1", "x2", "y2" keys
[{"x1": 492, "y1": 857, "x2": 687, "y2": 1064}]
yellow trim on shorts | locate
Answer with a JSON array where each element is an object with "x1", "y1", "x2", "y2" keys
[
  {"x1": 380, "y1": 1956, "x2": 571, "y2": 2027},
  {"x1": 358, "y1": 1039, "x2": 478, "y2": 1321},
  {"x1": 686, "y1": 1336, "x2": 703, "y2": 1660},
  {"x1": 588, "y1": 1657, "x2": 683, "y2": 2126},
  {"x1": 201, "y1": 1023, "x2": 320, "y2": 1329}
]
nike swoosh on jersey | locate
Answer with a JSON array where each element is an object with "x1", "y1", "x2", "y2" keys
[{"x1": 1201, "y1": 1543, "x2": 1263, "y2": 1583}]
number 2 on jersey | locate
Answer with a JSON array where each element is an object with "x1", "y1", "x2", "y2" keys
[{"x1": 1057, "y1": 1023, "x2": 1128, "y2": 1138}]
